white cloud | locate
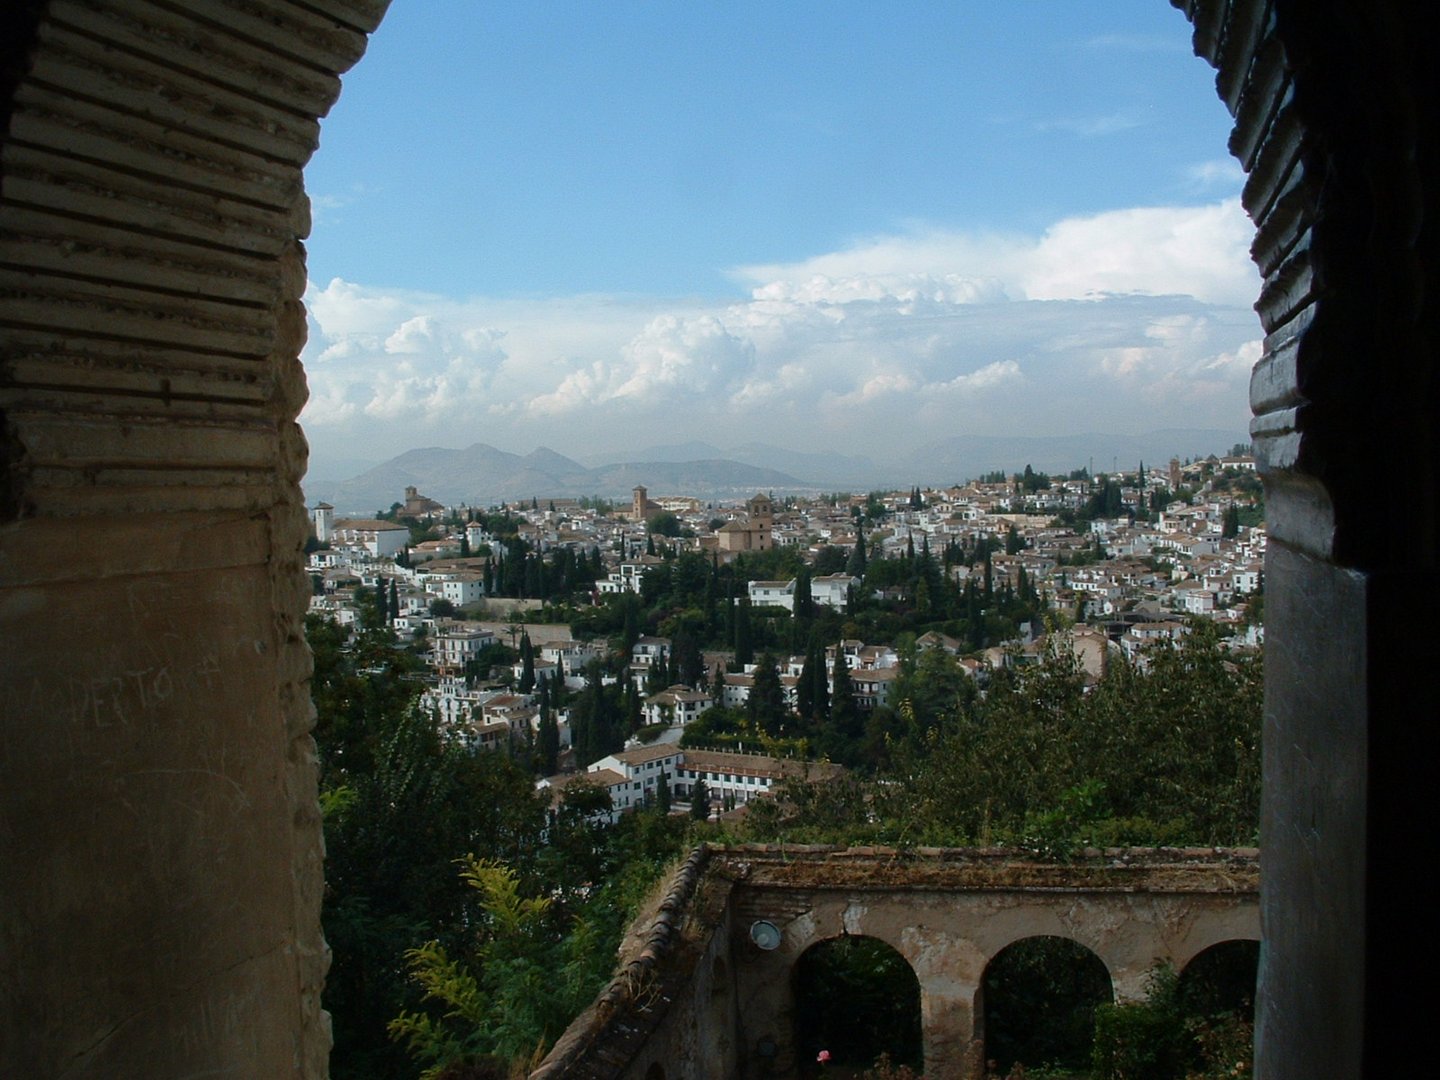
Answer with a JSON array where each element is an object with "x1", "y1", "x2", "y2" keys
[
  {"x1": 1038, "y1": 108, "x2": 1151, "y2": 138},
  {"x1": 1204, "y1": 338, "x2": 1264, "y2": 373},
  {"x1": 613, "y1": 315, "x2": 755, "y2": 402},
  {"x1": 299, "y1": 201, "x2": 1262, "y2": 465},
  {"x1": 733, "y1": 199, "x2": 1258, "y2": 308},
  {"x1": 927, "y1": 359, "x2": 1024, "y2": 395},
  {"x1": 1019, "y1": 201, "x2": 1258, "y2": 306},
  {"x1": 1184, "y1": 158, "x2": 1247, "y2": 193}
]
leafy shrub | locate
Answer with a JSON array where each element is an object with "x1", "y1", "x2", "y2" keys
[{"x1": 1092, "y1": 964, "x2": 1254, "y2": 1080}]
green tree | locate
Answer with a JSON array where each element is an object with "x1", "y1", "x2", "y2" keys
[
  {"x1": 829, "y1": 645, "x2": 861, "y2": 748},
  {"x1": 689, "y1": 777, "x2": 710, "y2": 820},
  {"x1": 537, "y1": 701, "x2": 559, "y2": 776},
  {"x1": 793, "y1": 566, "x2": 815, "y2": 621},
  {"x1": 312, "y1": 615, "x2": 549, "y2": 1077},
  {"x1": 517, "y1": 633, "x2": 535, "y2": 693},
  {"x1": 1222, "y1": 504, "x2": 1241, "y2": 538},
  {"x1": 373, "y1": 578, "x2": 389, "y2": 626},
  {"x1": 646, "y1": 511, "x2": 683, "y2": 537},
  {"x1": 733, "y1": 596, "x2": 755, "y2": 667},
  {"x1": 747, "y1": 653, "x2": 789, "y2": 737},
  {"x1": 388, "y1": 858, "x2": 613, "y2": 1078},
  {"x1": 847, "y1": 529, "x2": 868, "y2": 577}
]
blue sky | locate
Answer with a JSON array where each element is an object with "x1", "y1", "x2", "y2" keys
[{"x1": 300, "y1": 1, "x2": 1261, "y2": 479}]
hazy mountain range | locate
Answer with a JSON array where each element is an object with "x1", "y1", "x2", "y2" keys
[{"x1": 303, "y1": 429, "x2": 1246, "y2": 515}]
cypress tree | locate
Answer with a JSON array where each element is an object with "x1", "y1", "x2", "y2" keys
[
  {"x1": 518, "y1": 634, "x2": 535, "y2": 693},
  {"x1": 811, "y1": 638, "x2": 829, "y2": 722},
  {"x1": 734, "y1": 597, "x2": 754, "y2": 667},
  {"x1": 793, "y1": 566, "x2": 814, "y2": 621},
  {"x1": 538, "y1": 698, "x2": 558, "y2": 776},
  {"x1": 847, "y1": 529, "x2": 867, "y2": 577},
  {"x1": 796, "y1": 647, "x2": 814, "y2": 722},
  {"x1": 747, "y1": 653, "x2": 787, "y2": 737},
  {"x1": 626, "y1": 678, "x2": 642, "y2": 732},
  {"x1": 831, "y1": 643, "x2": 859, "y2": 741},
  {"x1": 388, "y1": 579, "x2": 399, "y2": 623}
]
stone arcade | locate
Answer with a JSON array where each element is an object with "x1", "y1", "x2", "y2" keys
[
  {"x1": 1, "y1": 2, "x2": 1435, "y2": 1077},
  {"x1": 531, "y1": 847, "x2": 1260, "y2": 1080}
]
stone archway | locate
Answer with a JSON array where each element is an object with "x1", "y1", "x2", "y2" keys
[
  {"x1": 980, "y1": 935, "x2": 1114, "y2": 1076},
  {"x1": 1, "y1": 3, "x2": 1435, "y2": 1077},
  {"x1": 1179, "y1": 939, "x2": 1260, "y2": 1020},
  {"x1": 792, "y1": 934, "x2": 924, "y2": 1076}
]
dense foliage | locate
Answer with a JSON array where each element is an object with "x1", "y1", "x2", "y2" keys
[
  {"x1": 742, "y1": 624, "x2": 1261, "y2": 850},
  {"x1": 793, "y1": 936, "x2": 923, "y2": 1074},
  {"x1": 309, "y1": 615, "x2": 691, "y2": 1079},
  {"x1": 1092, "y1": 958, "x2": 1256, "y2": 1080},
  {"x1": 311, "y1": 559, "x2": 1261, "y2": 1076}
]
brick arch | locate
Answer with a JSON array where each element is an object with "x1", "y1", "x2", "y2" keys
[{"x1": 0, "y1": 3, "x2": 1434, "y2": 1078}]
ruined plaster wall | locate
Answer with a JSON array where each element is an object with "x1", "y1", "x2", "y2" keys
[
  {"x1": 614, "y1": 898, "x2": 741, "y2": 1080},
  {"x1": 1175, "y1": 1, "x2": 1438, "y2": 1075},
  {"x1": 0, "y1": 2, "x2": 386, "y2": 1075}
]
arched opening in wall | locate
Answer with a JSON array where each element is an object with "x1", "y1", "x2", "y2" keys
[
  {"x1": 792, "y1": 935, "x2": 922, "y2": 1076},
  {"x1": 296, "y1": 3, "x2": 1262, "y2": 1074},
  {"x1": 1179, "y1": 939, "x2": 1259, "y2": 1021},
  {"x1": 981, "y1": 936, "x2": 1113, "y2": 1076}
]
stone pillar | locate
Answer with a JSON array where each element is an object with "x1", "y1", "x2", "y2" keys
[
  {"x1": 0, "y1": 3, "x2": 384, "y2": 1076},
  {"x1": 1182, "y1": 3, "x2": 1439, "y2": 1076},
  {"x1": 919, "y1": 985, "x2": 984, "y2": 1080}
]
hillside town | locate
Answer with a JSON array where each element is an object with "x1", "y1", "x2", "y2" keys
[{"x1": 306, "y1": 453, "x2": 1264, "y2": 821}]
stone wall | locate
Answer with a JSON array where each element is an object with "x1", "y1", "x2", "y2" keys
[
  {"x1": 1173, "y1": 2, "x2": 1439, "y2": 1074},
  {"x1": 0, "y1": 2, "x2": 384, "y2": 1076},
  {"x1": 0, "y1": 2, "x2": 1434, "y2": 1076}
]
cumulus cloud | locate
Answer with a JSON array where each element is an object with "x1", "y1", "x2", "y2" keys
[
  {"x1": 734, "y1": 199, "x2": 1257, "y2": 308},
  {"x1": 299, "y1": 200, "x2": 1262, "y2": 465},
  {"x1": 1018, "y1": 201, "x2": 1257, "y2": 306},
  {"x1": 613, "y1": 315, "x2": 755, "y2": 402}
]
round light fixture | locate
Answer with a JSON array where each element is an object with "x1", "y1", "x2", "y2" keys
[{"x1": 749, "y1": 919, "x2": 781, "y2": 950}]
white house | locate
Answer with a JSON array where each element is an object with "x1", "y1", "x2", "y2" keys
[
  {"x1": 331, "y1": 518, "x2": 409, "y2": 557},
  {"x1": 642, "y1": 685, "x2": 714, "y2": 728},
  {"x1": 631, "y1": 636, "x2": 671, "y2": 668},
  {"x1": 811, "y1": 573, "x2": 858, "y2": 609},
  {"x1": 431, "y1": 624, "x2": 497, "y2": 670},
  {"x1": 581, "y1": 745, "x2": 845, "y2": 817},
  {"x1": 420, "y1": 571, "x2": 485, "y2": 607},
  {"x1": 747, "y1": 580, "x2": 795, "y2": 611}
]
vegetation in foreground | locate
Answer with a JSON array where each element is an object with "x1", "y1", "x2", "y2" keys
[{"x1": 310, "y1": 609, "x2": 1259, "y2": 1078}]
